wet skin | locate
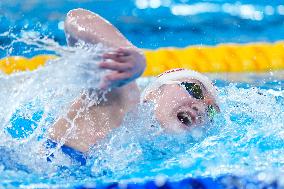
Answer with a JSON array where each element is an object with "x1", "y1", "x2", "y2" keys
[
  {"x1": 144, "y1": 79, "x2": 216, "y2": 133},
  {"x1": 49, "y1": 8, "x2": 218, "y2": 153}
]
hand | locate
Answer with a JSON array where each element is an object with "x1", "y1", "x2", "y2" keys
[{"x1": 98, "y1": 47, "x2": 146, "y2": 90}]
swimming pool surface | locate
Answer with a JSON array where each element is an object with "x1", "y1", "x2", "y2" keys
[
  {"x1": 1, "y1": 0, "x2": 284, "y2": 57},
  {"x1": 0, "y1": 0, "x2": 284, "y2": 188}
]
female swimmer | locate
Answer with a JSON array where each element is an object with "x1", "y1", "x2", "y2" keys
[{"x1": 49, "y1": 8, "x2": 220, "y2": 153}]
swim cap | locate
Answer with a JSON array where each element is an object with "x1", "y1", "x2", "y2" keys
[{"x1": 141, "y1": 68, "x2": 218, "y2": 103}]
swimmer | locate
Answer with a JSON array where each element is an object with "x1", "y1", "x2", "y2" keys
[{"x1": 48, "y1": 8, "x2": 220, "y2": 153}]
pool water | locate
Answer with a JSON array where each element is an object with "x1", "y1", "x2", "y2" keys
[
  {"x1": 0, "y1": 0, "x2": 284, "y2": 188},
  {"x1": 0, "y1": 39, "x2": 284, "y2": 188},
  {"x1": 1, "y1": 0, "x2": 284, "y2": 57}
]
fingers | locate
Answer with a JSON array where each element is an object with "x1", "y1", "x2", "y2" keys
[
  {"x1": 100, "y1": 48, "x2": 134, "y2": 71},
  {"x1": 100, "y1": 71, "x2": 132, "y2": 90},
  {"x1": 97, "y1": 47, "x2": 142, "y2": 89},
  {"x1": 103, "y1": 52, "x2": 129, "y2": 62},
  {"x1": 116, "y1": 47, "x2": 133, "y2": 56},
  {"x1": 105, "y1": 72, "x2": 131, "y2": 82},
  {"x1": 103, "y1": 47, "x2": 136, "y2": 60},
  {"x1": 99, "y1": 61, "x2": 132, "y2": 71}
]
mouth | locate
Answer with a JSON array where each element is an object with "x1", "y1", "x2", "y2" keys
[{"x1": 177, "y1": 111, "x2": 194, "y2": 127}]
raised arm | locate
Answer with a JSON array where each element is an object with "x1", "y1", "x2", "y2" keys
[
  {"x1": 48, "y1": 9, "x2": 145, "y2": 152},
  {"x1": 65, "y1": 8, "x2": 133, "y2": 48},
  {"x1": 65, "y1": 8, "x2": 145, "y2": 90}
]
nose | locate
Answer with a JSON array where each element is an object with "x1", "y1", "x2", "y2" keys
[
  {"x1": 188, "y1": 103, "x2": 209, "y2": 125},
  {"x1": 191, "y1": 104, "x2": 199, "y2": 112},
  {"x1": 191, "y1": 103, "x2": 206, "y2": 114}
]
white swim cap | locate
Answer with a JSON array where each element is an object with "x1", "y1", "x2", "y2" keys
[{"x1": 141, "y1": 68, "x2": 218, "y2": 103}]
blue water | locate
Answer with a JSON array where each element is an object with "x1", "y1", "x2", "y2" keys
[
  {"x1": 0, "y1": 0, "x2": 284, "y2": 188},
  {"x1": 1, "y1": 0, "x2": 284, "y2": 57},
  {"x1": 1, "y1": 71, "x2": 284, "y2": 188}
]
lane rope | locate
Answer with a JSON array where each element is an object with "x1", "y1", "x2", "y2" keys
[{"x1": 1, "y1": 42, "x2": 284, "y2": 76}]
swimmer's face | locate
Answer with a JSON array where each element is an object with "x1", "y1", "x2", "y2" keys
[{"x1": 145, "y1": 79, "x2": 218, "y2": 133}]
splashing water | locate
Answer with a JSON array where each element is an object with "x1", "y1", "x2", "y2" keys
[
  {"x1": 81, "y1": 83, "x2": 284, "y2": 184},
  {"x1": 0, "y1": 31, "x2": 284, "y2": 187},
  {"x1": 0, "y1": 32, "x2": 109, "y2": 175}
]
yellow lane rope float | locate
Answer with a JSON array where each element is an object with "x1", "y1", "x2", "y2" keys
[
  {"x1": 1, "y1": 42, "x2": 284, "y2": 76},
  {"x1": 0, "y1": 55, "x2": 57, "y2": 75}
]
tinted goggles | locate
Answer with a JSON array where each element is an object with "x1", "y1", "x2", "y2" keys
[
  {"x1": 179, "y1": 82, "x2": 204, "y2": 100},
  {"x1": 164, "y1": 81, "x2": 205, "y2": 100},
  {"x1": 164, "y1": 81, "x2": 218, "y2": 119}
]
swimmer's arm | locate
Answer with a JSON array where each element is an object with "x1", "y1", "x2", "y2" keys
[
  {"x1": 49, "y1": 82, "x2": 140, "y2": 153},
  {"x1": 99, "y1": 47, "x2": 146, "y2": 89},
  {"x1": 65, "y1": 8, "x2": 133, "y2": 49},
  {"x1": 48, "y1": 9, "x2": 145, "y2": 152},
  {"x1": 65, "y1": 8, "x2": 146, "y2": 89}
]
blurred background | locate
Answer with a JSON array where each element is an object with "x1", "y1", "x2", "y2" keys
[{"x1": 0, "y1": 0, "x2": 284, "y2": 49}]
